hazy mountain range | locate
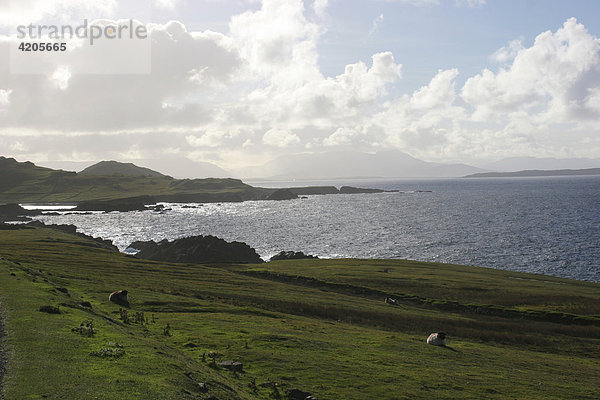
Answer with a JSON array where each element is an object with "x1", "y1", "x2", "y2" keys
[
  {"x1": 482, "y1": 157, "x2": 600, "y2": 172},
  {"x1": 234, "y1": 151, "x2": 486, "y2": 179},
  {"x1": 37, "y1": 152, "x2": 600, "y2": 180}
]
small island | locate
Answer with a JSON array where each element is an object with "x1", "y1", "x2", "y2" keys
[{"x1": 465, "y1": 167, "x2": 600, "y2": 178}]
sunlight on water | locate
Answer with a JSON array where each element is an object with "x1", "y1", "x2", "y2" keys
[{"x1": 34, "y1": 176, "x2": 600, "y2": 282}]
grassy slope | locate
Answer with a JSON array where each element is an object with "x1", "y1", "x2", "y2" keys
[
  {"x1": 1, "y1": 227, "x2": 599, "y2": 399},
  {"x1": 0, "y1": 157, "x2": 255, "y2": 203}
]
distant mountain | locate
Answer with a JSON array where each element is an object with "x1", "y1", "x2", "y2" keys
[
  {"x1": 484, "y1": 157, "x2": 600, "y2": 172},
  {"x1": 465, "y1": 168, "x2": 600, "y2": 178},
  {"x1": 126, "y1": 157, "x2": 231, "y2": 179},
  {"x1": 79, "y1": 161, "x2": 165, "y2": 177},
  {"x1": 235, "y1": 150, "x2": 486, "y2": 179}
]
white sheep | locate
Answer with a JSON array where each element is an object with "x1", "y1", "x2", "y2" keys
[{"x1": 426, "y1": 332, "x2": 447, "y2": 346}]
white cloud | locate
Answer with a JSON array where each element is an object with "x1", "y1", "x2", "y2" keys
[
  {"x1": 411, "y1": 68, "x2": 458, "y2": 110},
  {"x1": 369, "y1": 13, "x2": 384, "y2": 36},
  {"x1": 0, "y1": 0, "x2": 118, "y2": 26},
  {"x1": 262, "y1": 128, "x2": 301, "y2": 147},
  {"x1": 462, "y1": 18, "x2": 600, "y2": 122},
  {"x1": 154, "y1": 0, "x2": 180, "y2": 10},
  {"x1": 50, "y1": 66, "x2": 72, "y2": 90},
  {"x1": 323, "y1": 127, "x2": 358, "y2": 146},
  {"x1": 313, "y1": 0, "x2": 328, "y2": 17},
  {"x1": 1, "y1": 3, "x2": 599, "y2": 169},
  {"x1": 0, "y1": 89, "x2": 11, "y2": 107},
  {"x1": 490, "y1": 39, "x2": 524, "y2": 63},
  {"x1": 373, "y1": 0, "x2": 440, "y2": 6},
  {"x1": 229, "y1": 0, "x2": 322, "y2": 86},
  {"x1": 455, "y1": 0, "x2": 485, "y2": 8}
]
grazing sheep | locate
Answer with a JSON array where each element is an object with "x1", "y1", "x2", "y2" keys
[
  {"x1": 109, "y1": 290, "x2": 129, "y2": 307},
  {"x1": 427, "y1": 332, "x2": 447, "y2": 346},
  {"x1": 385, "y1": 297, "x2": 399, "y2": 305}
]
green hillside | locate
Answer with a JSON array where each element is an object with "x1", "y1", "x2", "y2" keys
[
  {"x1": 1, "y1": 226, "x2": 599, "y2": 399},
  {"x1": 0, "y1": 157, "x2": 267, "y2": 203},
  {"x1": 79, "y1": 160, "x2": 167, "y2": 177}
]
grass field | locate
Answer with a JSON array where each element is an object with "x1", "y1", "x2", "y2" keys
[{"x1": 1, "y1": 226, "x2": 599, "y2": 399}]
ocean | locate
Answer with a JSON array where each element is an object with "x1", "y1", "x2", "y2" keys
[{"x1": 33, "y1": 176, "x2": 600, "y2": 282}]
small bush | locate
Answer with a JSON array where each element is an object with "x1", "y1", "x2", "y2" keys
[
  {"x1": 39, "y1": 305, "x2": 60, "y2": 314},
  {"x1": 72, "y1": 319, "x2": 95, "y2": 337},
  {"x1": 90, "y1": 347, "x2": 125, "y2": 358}
]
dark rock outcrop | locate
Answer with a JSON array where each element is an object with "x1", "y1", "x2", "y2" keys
[
  {"x1": 287, "y1": 388, "x2": 318, "y2": 400},
  {"x1": 339, "y1": 186, "x2": 386, "y2": 194},
  {"x1": 217, "y1": 361, "x2": 243, "y2": 372},
  {"x1": 129, "y1": 235, "x2": 264, "y2": 264},
  {"x1": 266, "y1": 189, "x2": 297, "y2": 200},
  {"x1": 75, "y1": 196, "x2": 156, "y2": 212},
  {"x1": 0, "y1": 203, "x2": 40, "y2": 222},
  {"x1": 270, "y1": 251, "x2": 319, "y2": 261},
  {"x1": 289, "y1": 186, "x2": 340, "y2": 195}
]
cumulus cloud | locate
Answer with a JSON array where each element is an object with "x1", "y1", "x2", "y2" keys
[
  {"x1": 490, "y1": 39, "x2": 524, "y2": 63},
  {"x1": 0, "y1": 0, "x2": 118, "y2": 26},
  {"x1": 262, "y1": 128, "x2": 301, "y2": 147},
  {"x1": 1, "y1": 1, "x2": 599, "y2": 168},
  {"x1": 462, "y1": 18, "x2": 600, "y2": 122},
  {"x1": 323, "y1": 127, "x2": 358, "y2": 146}
]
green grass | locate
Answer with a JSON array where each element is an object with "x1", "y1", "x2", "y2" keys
[
  {"x1": 0, "y1": 156, "x2": 264, "y2": 203},
  {"x1": 1, "y1": 227, "x2": 599, "y2": 399}
]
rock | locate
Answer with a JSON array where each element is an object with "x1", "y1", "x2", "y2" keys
[
  {"x1": 287, "y1": 388, "x2": 317, "y2": 400},
  {"x1": 270, "y1": 251, "x2": 318, "y2": 261},
  {"x1": 129, "y1": 235, "x2": 264, "y2": 264},
  {"x1": 217, "y1": 361, "x2": 243, "y2": 372},
  {"x1": 0, "y1": 203, "x2": 40, "y2": 222}
]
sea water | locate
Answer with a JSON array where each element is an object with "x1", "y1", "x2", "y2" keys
[{"x1": 34, "y1": 176, "x2": 600, "y2": 282}]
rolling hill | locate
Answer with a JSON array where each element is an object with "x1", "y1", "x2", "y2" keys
[
  {"x1": 0, "y1": 157, "x2": 274, "y2": 204},
  {"x1": 0, "y1": 225, "x2": 599, "y2": 399},
  {"x1": 79, "y1": 161, "x2": 166, "y2": 177}
]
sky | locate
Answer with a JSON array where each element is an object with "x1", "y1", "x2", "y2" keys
[{"x1": 1, "y1": 0, "x2": 600, "y2": 172}]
